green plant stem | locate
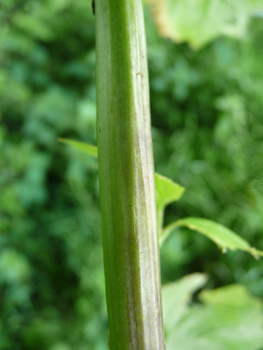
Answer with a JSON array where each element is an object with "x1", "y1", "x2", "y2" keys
[{"x1": 95, "y1": 0, "x2": 165, "y2": 349}]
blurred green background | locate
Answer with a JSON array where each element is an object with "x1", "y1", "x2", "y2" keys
[{"x1": 1, "y1": 0, "x2": 263, "y2": 349}]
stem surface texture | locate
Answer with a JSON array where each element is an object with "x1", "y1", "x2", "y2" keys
[{"x1": 96, "y1": 1, "x2": 166, "y2": 349}]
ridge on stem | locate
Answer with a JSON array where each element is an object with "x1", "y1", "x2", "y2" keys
[{"x1": 95, "y1": 0, "x2": 166, "y2": 349}]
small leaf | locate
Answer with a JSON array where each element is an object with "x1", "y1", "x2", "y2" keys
[
  {"x1": 58, "y1": 138, "x2": 98, "y2": 157},
  {"x1": 155, "y1": 173, "x2": 184, "y2": 234},
  {"x1": 58, "y1": 139, "x2": 263, "y2": 259},
  {"x1": 58, "y1": 141, "x2": 184, "y2": 230},
  {"x1": 161, "y1": 217, "x2": 263, "y2": 258},
  {"x1": 155, "y1": 173, "x2": 184, "y2": 210}
]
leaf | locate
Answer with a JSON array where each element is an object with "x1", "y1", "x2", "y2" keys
[
  {"x1": 147, "y1": 0, "x2": 261, "y2": 49},
  {"x1": 162, "y1": 273, "x2": 208, "y2": 333},
  {"x1": 161, "y1": 217, "x2": 263, "y2": 258},
  {"x1": 155, "y1": 173, "x2": 185, "y2": 210},
  {"x1": 155, "y1": 173, "x2": 184, "y2": 233},
  {"x1": 163, "y1": 277, "x2": 263, "y2": 350},
  {"x1": 58, "y1": 141, "x2": 184, "y2": 231},
  {"x1": 58, "y1": 138, "x2": 98, "y2": 157},
  {"x1": 59, "y1": 140, "x2": 263, "y2": 259}
]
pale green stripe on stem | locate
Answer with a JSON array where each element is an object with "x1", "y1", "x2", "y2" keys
[{"x1": 95, "y1": 0, "x2": 165, "y2": 349}]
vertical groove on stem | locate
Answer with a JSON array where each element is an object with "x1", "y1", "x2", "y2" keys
[{"x1": 96, "y1": 1, "x2": 166, "y2": 349}]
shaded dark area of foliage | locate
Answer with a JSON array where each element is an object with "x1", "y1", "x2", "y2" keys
[{"x1": 1, "y1": 1, "x2": 263, "y2": 349}]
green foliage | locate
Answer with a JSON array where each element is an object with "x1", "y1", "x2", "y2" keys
[
  {"x1": 62, "y1": 139, "x2": 263, "y2": 261},
  {"x1": 0, "y1": 1, "x2": 105, "y2": 349},
  {"x1": 155, "y1": 173, "x2": 184, "y2": 233},
  {"x1": 162, "y1": 218, "x2": 263, "y2": 258},
  {"x1": 147, "y1": 0, "x2": 262, "y2": 48},
  {"x1": 145, "y1": 10, "x2": 263, "y2": 293},
  {"x1": 1, "y1": 0, "x2": 263, "y2": 349},
  {"x1": 59, "y1": 138, "x2": 98, "y2": 157},
  {"x1": 162, "y1": 273, "x2": 208, "y2": 333},
  {"x1": 163, "y1": 274, "x2": 263, "y2": 350},
  {"x1": 155, "y1": 173, "x2": 185, "y2": 209}
]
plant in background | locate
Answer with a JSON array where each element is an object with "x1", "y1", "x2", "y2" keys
[
  {"x1": 60, "y1": 134, "x2": 263, "y2": 349},
  {"x1": 58, "y1": 1, "x2": 263, "y2": 349},
  {"x1": 60, "y1": 144, "x2": 263, "y2": 350},
  {"x1": 1, "y1": 0, "x2": 263, "y2": 349}
]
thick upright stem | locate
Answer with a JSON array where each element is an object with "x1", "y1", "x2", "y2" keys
[{"x1": 96, "y1": 1, "x2": 165, "y2": 349}]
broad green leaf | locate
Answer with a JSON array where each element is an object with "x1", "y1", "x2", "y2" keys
[
  {"x1": 163, "y1": 278, "x2": 263, "y2": 350},
  {"x1": 162, "y1": 273, "x2": 207, "y2": 333},
  {"x1": 161, "y1": 217, "x2": 263, "y2": 258},
  {"x1": 58, "y1": 138, "x2": 98, "y2": 157},
  {"x1": 147, "y1": 0, "x2": 261, "y2": 49}
]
